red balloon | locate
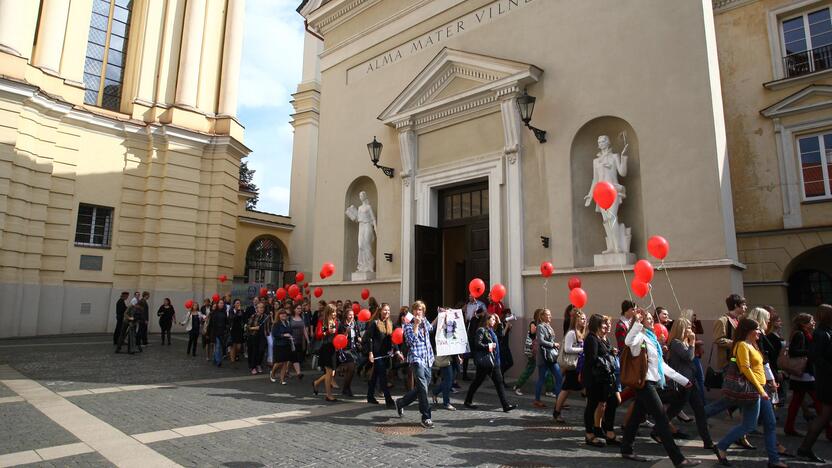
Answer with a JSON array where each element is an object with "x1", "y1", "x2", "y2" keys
[
  {"x1": 361, "y1": 288, "x2": 370, "y2": 300},
  {"x1": 321, "y1": 262, "x2": 335, "y2": 278},
  {"x1": 351, "y1": 303, "x2": 360, "y2": 313},
  {"x1": 184, "y1": 299, "x2": 194, "y2": 309},
  {"x1": 358, "y1": 309, "x2": 371, "y2": 322},
  {"x1": 303, "y1": 282, "x2": 308, "y2": 288},
  {"x1": 218, "y1": 274, "x2": 228, "y2": 283},
  {"x1": 391, "y1": 328, "x2": 404, "y2": 345},
  {"x1": 295, "y1": 272, "x2": 305, "y2": 283},
  {"x1": 540, "y1": 261, "x2": 554, "y2": 278},
  {"x1": 287, "y1": 284, "x2": 300, "y2": 298},
  {"x1": 567, "y1": 277, "x2": 582, "y2": 290},
  {"x1": 490, "y1": 283, "x2": 506, "y2": 302},
  {"x1": 313, "y1": 287, "x2": 323, "y2": 298},
  {"x1": 333, "y1": 334, "x2": 348, "y2": 350},
  {"x1": 468, "y1": 278, "x2": 486, "y2": 298},
  {"x1": 211, "y1": 293, "x2": 220, "y2": 303},
  {"x1": 592, "y1": 181, "x2": 617, "y2": 210},
  {"x1": 320, "y1": 270, "x2": 326, "y2": 279},
  {"x1": 631, "y1": 279, "x2": 650, "y2": 298},
  {"x1": 259, "y1": 287, "x2": 268, "y2": 298},
  {"x1": 569, "y1": 287, "x2": 587, "y2": 309},
  {"x1": 294, "y1": 294, "x2": 303, "y2": 302},
  {"x1": 275, "y1": 288, "x2": 287, "y2": 300},
  {"x1": 647, "y1": 235, "x2": 670, "y2": 260},
  {"x1": 634, "y1": 259, "x2": 654, "y2": 283}
]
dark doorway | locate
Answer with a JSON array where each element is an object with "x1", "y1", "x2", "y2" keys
[{"x1": 414, "y1": 181, "x2": 489, "y2": 319}]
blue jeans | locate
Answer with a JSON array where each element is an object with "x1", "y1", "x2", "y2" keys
[
  {"x1": 535, "y1": 360, "x2": 563, "y2": 401},
  {"x1": 705, "y1": 396, "x2": 734, "y2": 418},
  {"x1": 693, "y1": 357, "x2": 705, "y2": 399},
  {"x1": 213, "y1": 336, "x2": 225, "y2": 366},
  {"x1": 716, "y1": 398, "x2": 779, "y2": 463},
  {"x1": 399, "y1": 362, "x2": 432, "y2": 421},
  {"x1": 432, "y1": 365, "x2": 454, "y2": 406}
]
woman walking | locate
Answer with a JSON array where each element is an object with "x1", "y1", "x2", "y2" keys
[
  {"x1": 366, "y1": 303, "x2": 397, "y2": 407},
  {"x1": 662, "y1": 317, "x2": 713, "y2": 449},
  {"x1": 797, "y1": 304, "x2": 832, "y2": 463},
  {"x1": 289, "y1": 304, "x2": 308, "y2": 380},
  {"x1": 463, "y1": 313, "x2": 516, "y2": 412},
  {"x1": 621, "y1": 309, "x2": 699, "y2": 467},
  {"x1": 534, "y1": 308, "x2": 563, "y2": 408},
  {"x1": 553, "y1": 309, "x2": 586, "y2": 423},
  {"x1": 180, "y1": 301, "x2": 203, "y2": 356},
  {"x1": 313, "y1": 304, "x2": 339, "y2": 402},
  {"x1": 246, "y1": 302, "x2": 267, "y2": 375},
  {"x1": 270, "y1": 309, "x2": 294, "y2": 382},
  {"x1": 784, "y1": 313, "x2": 822, "y2": 437},
  {"x1": 207, "y1": 300, "x2": 228, "y2": 367},
  {"x1": 583, "y1": 314, "x2": 619, "y2": 447},
  {"x1": 337, "y1": 308, "x2": 359, "y2": 397},
  {"x1": 229, "y1": 299, "x2": 245, "y2": 362},
  {"x1": 713, "y1": 317, "x2": 786, "y2": 468},
  {"x1": 157, "y1": 298, "x2": 175, "y2": 345}
]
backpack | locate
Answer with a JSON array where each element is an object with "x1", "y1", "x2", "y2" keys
[{"x1": 620, "y1": 343, "x2": 648, "y2": 390}]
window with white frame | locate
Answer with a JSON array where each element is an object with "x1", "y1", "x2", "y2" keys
[
  {"x1": 781, "y1": 6, "x2": 832, "y2": 78},
  {"x1": 74, "y1": 204, "x2": 114, "y2": 247},
  {"x1": 797, "y1": 132, "x2": 832, "y2": 200}
]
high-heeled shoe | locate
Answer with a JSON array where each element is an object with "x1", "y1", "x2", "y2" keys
[
  {"x1": 713, "y1": 446, "x2": 731, "y2": 466},
  {"x1": 734, "y1": 436, "x2": 755, "y2": 450},
  {"x1": 312, "y1": 382, "x2": 318, "y2": 396}
]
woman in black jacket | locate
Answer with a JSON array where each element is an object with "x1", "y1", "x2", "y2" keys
[
  {"x1": 157, "y1": 298, "x2": 175, "y2": 345},
  {"x1": 582, "y1": 314, "x2": 619, "y2": 447},
  {"x1": 271, "y1": 309, "x2": 294, "y2": 383},
  {"x1": 366, "y1": 303, "x2": 398, "y2": 407},
  {"x1": 208, "y1": 301, "x2": 228, "y2": 367},
  {"x1": 463, "y1": 314, "x2": 516, "y2": 412},
  {"x1": 798, "y1": 304, "x2": 832, "y2": 462},
  {"x1": 785, "y1": 313, "x2": 821, "y2": 436}
]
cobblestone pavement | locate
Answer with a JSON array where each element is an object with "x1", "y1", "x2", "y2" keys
[{"x1": 0, "y1": 334, "x2": 830, "y2": 467}]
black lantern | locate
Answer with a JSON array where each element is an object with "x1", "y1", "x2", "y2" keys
[
  {"x1": 367, "y1": 136, "x2": 394, "y2": 178},
  {"x1": 516, "y1": 89, "x2": 547, "y2": 143}
]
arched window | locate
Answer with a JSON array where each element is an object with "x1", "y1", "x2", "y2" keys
[
  {"x1": 245, "y1": 237, "x2": 284, "y2": 286},
  {"x1": 788, "y1": 269, "x2": 832, "y2": 306},
  {"x1": 83, "y1": 0, "x2": 133, "y2": 111}
]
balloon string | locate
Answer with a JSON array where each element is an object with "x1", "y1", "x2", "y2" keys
[
  {"x1": 659, "y1": 260, "x2": 683, "y2": 315},
  {"x1": 645, "y1": 284, "x2": 656, "y2": 312},
  {"x1": 606, "y1": 213, "x2": 634, "y2": 303},
  {"x1": 543, "y1": 278, "x2": 549, "y2": 309}
]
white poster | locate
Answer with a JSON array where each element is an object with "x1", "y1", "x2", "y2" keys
[{"x1": 435, "y1": 308, "x2": 469, "y2": 356}]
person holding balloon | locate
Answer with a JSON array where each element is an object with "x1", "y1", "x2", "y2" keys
[
  {"x1": 180, "y1": 300, "x2": 203, "y2": 357},
  {"x1": 270, "y1": 309, "x2": 294, "y2": 382},
  {"x1": 336, "y1": 308, "x2": 359, "y2": 397},
  {"x1": 394, "y1": 301, "x2": 436, "y2": 428},
  {"x1": 313, "y1": 304, "x2": 339, "y2": 402},
  {"x1": 366, "y1": 303, "x2": 398, "y2": 407},
  {"x1": 207, "y1": 299, "x2": 229, "y2": 367},
  {"x1": 462, "y1": 312, "x2": 517, "y2": 413},
  {"x1": 553, "y1": 309, "x2": 586, "y2": 423},
  {"x1": 534, "y1": 308, "x2": 563, "y2": 409}
]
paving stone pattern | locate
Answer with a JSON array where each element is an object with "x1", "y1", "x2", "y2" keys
[{"x1": 0, "y1": 402, "x2": 79, "y2": 455}]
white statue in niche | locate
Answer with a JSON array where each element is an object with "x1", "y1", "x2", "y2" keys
[
  {"x1": 584, "y1": 133, "x2": 634, "y2": 264},
  {"x1": 345, "y1": 191, "x2": 377, "y2": 276}
]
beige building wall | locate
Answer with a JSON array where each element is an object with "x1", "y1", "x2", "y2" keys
[
  {"x1": 0, "y1": 0, "x2": 291, "y2": 338},
  {"x1": 715, "y1": 0, "x2": 832, "y2": 321},
  {"x1": 294, "y1": 0, "x2": 742, "y2": 371}
]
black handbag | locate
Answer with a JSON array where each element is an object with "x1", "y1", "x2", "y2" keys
[
  {"x1": 704, "y1": 344, "x2": 724, "y2": 389},
  {"x1": 474, "y1": 352, "x2": 495, "y2": 371}
]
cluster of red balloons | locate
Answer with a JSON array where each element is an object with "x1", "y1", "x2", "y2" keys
[{"x1": 630, "y1": 236, "x2": 669, "y2": 298}]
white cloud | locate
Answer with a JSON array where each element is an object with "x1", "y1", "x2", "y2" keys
[{"x1": 237, "y1": 0, "x2": 305, "y2": 215}]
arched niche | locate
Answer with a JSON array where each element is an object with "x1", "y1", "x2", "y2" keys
[
  {"x1": 343, "y1": 176, "x2": 378, "y2": 281},
  {"x1": 570, "y1": 116, "x2": 644, "y2": 267},
  {"x1": 784, "y1": 243, "x2": 832, "y2": 320},
  {"x1": 244, "y1": 235, "x2": 288, "y2": 287}
]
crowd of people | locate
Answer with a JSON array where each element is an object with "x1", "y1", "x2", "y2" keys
[{"x1": 111, "y1": 290, "x2": 831, "y2": 467}]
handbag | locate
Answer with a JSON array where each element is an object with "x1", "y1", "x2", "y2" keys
[
  {"x1": 776, "y1": 343, "x2": 808, "y2": 377},
  {"x1": 474, "y1": 351, "x2": 495, "y2": 371},
  {"x1": 619, "y1": 343, "x2": 648, "y2": 390},
  {"x1": 557, "y1": 335, "x2": 579, "y2": 370},
  {"x1": 704, "y1": 344, "x2": 724, "y2": 390},
  {"x1": 722, "y1": 356, "x2": 760, "y2": 404}
]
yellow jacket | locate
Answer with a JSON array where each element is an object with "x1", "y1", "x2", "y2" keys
[{"x1": 735, "y1": 341, "x2": 766, "y2": 395}]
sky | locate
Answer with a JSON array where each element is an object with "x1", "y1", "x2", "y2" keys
[{"x1": 237, "y1": 0, "x2": 305, "y2": 215}]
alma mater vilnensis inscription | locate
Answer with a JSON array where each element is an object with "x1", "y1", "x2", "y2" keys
[{"x1": 347, "y1": 0, "x2": 539, "y2": 83}]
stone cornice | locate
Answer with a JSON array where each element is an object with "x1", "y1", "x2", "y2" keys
[
  {"x1": 712, "y1": 0, "x2": 758, "y2": 13},
  {"x1": 306, "y1": 0, "x2": 383, "y2": 34}
]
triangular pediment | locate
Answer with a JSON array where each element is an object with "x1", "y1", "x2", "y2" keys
[
  {"x1": 379, "y1": 48, "x2": 542, "y2": 125},
  {"x1": 761, "y1": 85, "x2": 832, "y2": 118}
]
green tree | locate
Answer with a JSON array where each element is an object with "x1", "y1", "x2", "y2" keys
[{"x1": 239, "y1": 160, "x2": 259, "y2": 210}]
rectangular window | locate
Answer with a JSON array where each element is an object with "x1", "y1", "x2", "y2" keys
[
  {"x1": 797, "y1": 133, "x2": 832, "y2": 200},
  {"x1": 82, "y1": 0, "x2": 133, "y2": 111},
  {"x1": 74, "y1": 204, "x2": 114, "y2": 248}
]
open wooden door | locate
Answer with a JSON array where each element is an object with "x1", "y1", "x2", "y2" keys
[{"x1": 415, "y1": 224, "x2": 442, "y2": 320}]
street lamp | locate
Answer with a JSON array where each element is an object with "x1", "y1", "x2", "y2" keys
[
  {"x1": 367, "y1": 136, "x2": 394, "y2": 178},
  {"x1": 516, "y1": 89, "x2": 547, "y2": 143}
]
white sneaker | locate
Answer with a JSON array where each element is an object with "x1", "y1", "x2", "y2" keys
[
  {"x1": 544, "y1": 391, "x2": 556, "y2": 398},
  {"x1": 514, "y1": 388, "x2": 524, "y2": 396},
  {"x1": 421, "y1": 418, "x2": 434, "y2": 428}
]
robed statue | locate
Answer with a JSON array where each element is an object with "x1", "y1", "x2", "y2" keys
[
  {"x1": 345, "y1": 191, "x2": 377, "y2": 273},
  {"x1": 584, "y1": 133, "x2": 633, "y2": 257}
]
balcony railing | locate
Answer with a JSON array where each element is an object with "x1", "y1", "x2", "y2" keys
[{"x1": 783, "y1": 43, "x2": 832, "y2": 78}]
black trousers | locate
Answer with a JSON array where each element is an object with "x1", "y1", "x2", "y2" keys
[
  {"x1": 137, "y1": 321, "x2": 148, "y2": 345},
  {"x1": 247, "y1": 335, "x2": 263, "y2": 369},
  {"x1": 113, "y1": 318, "x2": 123, "y2": 345},
  {"x1": 464, "y1": 365, "x2": 509, "y2": 409},
  {"x1": 186, "y1": 332, "x2": 199, "y2": 355},
  {"x1": 367, "y1": 357, "x2": 393, "y2": 403},
  {"x1": 160, "y1": 322, "x2": 172, "y2": 344},
  {"x1": 585, "y1": 387, "x2": 619, "y2": 434},
  {"x1": 665, "y1": 385, "x2": 713, "y2": 445},
  {"x1": 621, "y1": 382, "x2": 685, "y2": 465}
]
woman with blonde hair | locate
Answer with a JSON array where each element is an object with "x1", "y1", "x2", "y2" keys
[
  {"x1": 313, "y1": 304, "x2": 339, "y2": 402},
  {"x1": 366, "y1": 303, "x2": 399, "y2": 407},
  {"x1": 553, "y1": 309, "x2": 586, "y2": 423}
]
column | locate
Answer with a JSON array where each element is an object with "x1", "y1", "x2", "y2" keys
[
  {"x1": 175, "y1": 0, "x2": 207, "y2": 108},
  {"x1": 0, "y1": 0, "x2": 40, "y2": 59},
  {"x1": 218, "y1": 0, "x2": 245, "y2": 116},
  {"x1": 32, "y1": 0, "x2": 71, "y2": 73},
  {"x1": 499, "y1": 88, "x2": 525, "y2": 319},
  {"x1": 397, "y1": 120, "x2": 417, "y2": 306},
  {"x1": 60, "y1": 0, "x2": 94, "y2": 85}
]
